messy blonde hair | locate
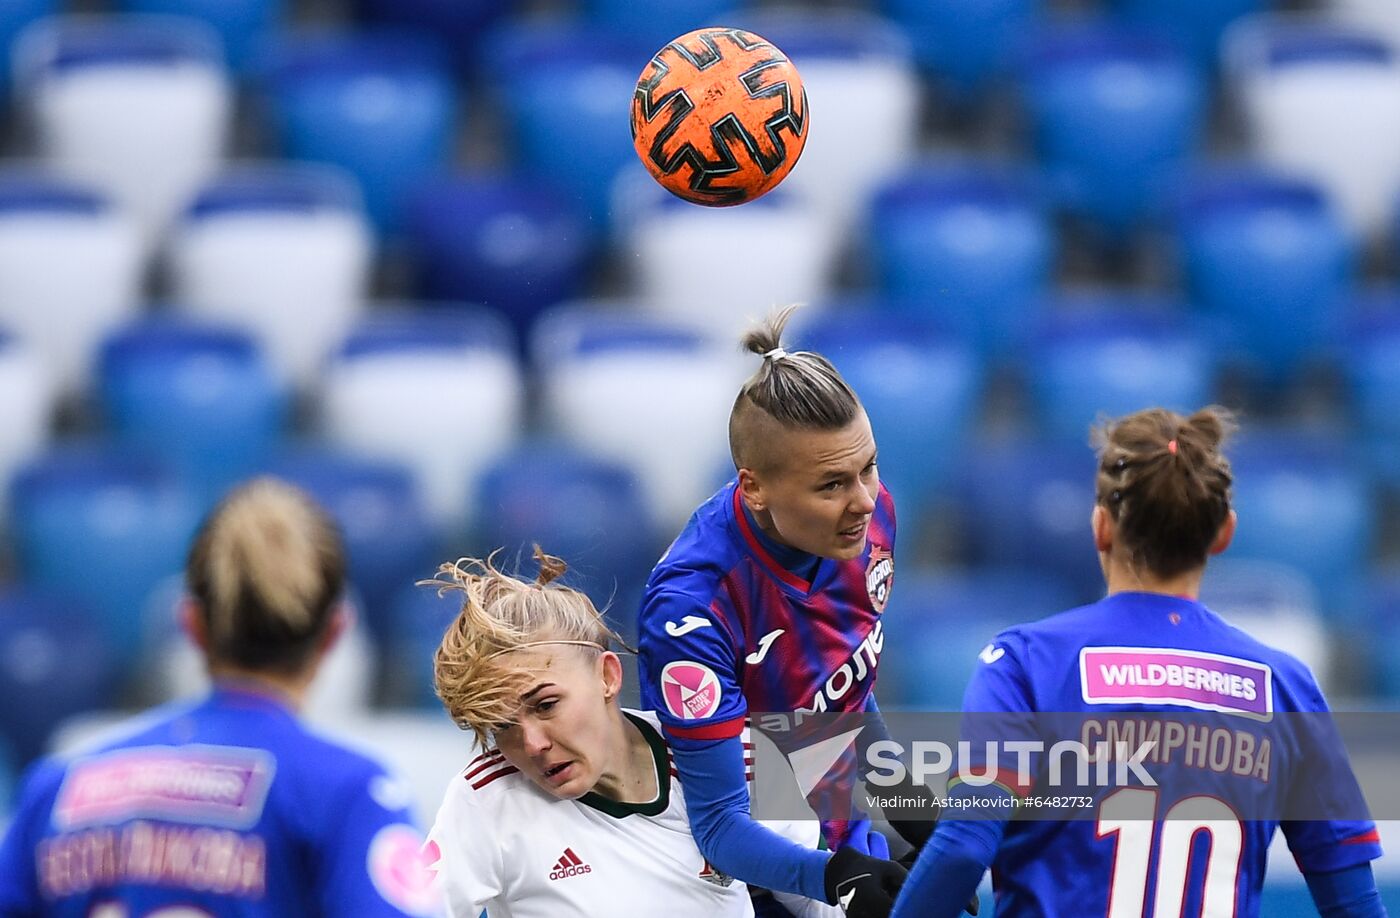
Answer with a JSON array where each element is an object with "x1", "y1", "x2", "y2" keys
[
  {"x1": 427, "y1": 547, "x2": 624, "y2": 747},
  {"x1": 186, "y1": 477, "x2": 345, "y2": 674}
]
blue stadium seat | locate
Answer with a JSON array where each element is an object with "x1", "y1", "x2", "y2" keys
[
  {"x1": 264, "y1": 450, "x2": 436, "y2": 644},
  {"x1": 0, "y1": 589, "x2": 120, "y2": 763},
  {"x1": 14, "y1": 15, "x2": 232, "y2": 243},
  {"x1": 1176, "y1": 168, "x2": 1354, "y2": 380},
  {"x1": 1029, "y1": 295, "x2": 1216, "y2": 444},
  {"x1": 321, "y1": 307, "x2": 524, "y2": 533},
  {"x1": 169, "y1": 165, "x2": 373, "y2": 386},
  {"x1": 879, "y1": 0, "x2": 1039, "y2": 97},
  {"x1": 98, "y1": 319, "x2": 289, "y2": 502},
  {"x1": 582, "y1": 0, "x2": 738, "y2": 53},
  {"x1": 868, "y1": 163, "x2": 1054, "y2": 360},
  {"x1": 534, "y1": 307, "x2": 743, "y2": 527},
  {"x1": 262, "y1": 32, "x2": 456, "y2": 231},
  {"x1": 0, "y1": 0, "x2": 54, "y2": 94},
  {"x1": 383, "y1": 582, "x2": 461, "y2": 709},
  {"x1": 0, "y1": 170, "x2": 143, "y2": 396},
  {"x1": 1116, "y1": 0, "x2": 1264, "y2": 66},
  {"x1": 1345, "y1": 292, "x2": 1400, "y2": 487},
  {"x1": 1021, "y1": 22, "x2": 1206, "y2": 234},
  {"x1": 799, "y1": 307, "x2": 984, "y2": 515},
  {"x1": 471, "y1": 443, "x2": 659, "y2": 642},
  {"x1": 9, "y1": 448, "x2": 202, "y2": 660},
  {"x1": 403, "y1": 174, "x2": 593, "y2": 341},
  {"x1": 485, "y1": 23, "x2": 647, "y2": 224},
  {"x1": 956, "y1": 436, "x2": 1103, "y2": 597},
  {"x1": 1225, "y1": 431, "x2": 1375, "y2": 621},
  {"x1": 1364, "y1": 575, "x2": 1400, "y2": 701},
  {"x1": 877, "y1": 568, "x2": 1078, "y2": 710},
  {"x1": 352, "y1": 0, "x2": 504, "y2": 59},
  {"x1": 118, "y1": 0, "x2": 282, "y2": 72}
]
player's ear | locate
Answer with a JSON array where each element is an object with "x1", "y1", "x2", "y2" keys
[
  {"x1": 1091, "y1": 504, "x2": 1114, "y2": 553},
  {"x1": 599, "y1": 651, "x2": 623, "y2": 703},
  {"x1": 1208, "y1": 509, "x2": 1237, "y2": 556},
  {"x1": 178, "y1": 597, "x2": 209, "y2": 652},
  {"x1": 737, "y1": 467, "x2": 765, "y2": 513},
  {"x1": 318, "y1": 601, "x2": 351, "y2": 656}
]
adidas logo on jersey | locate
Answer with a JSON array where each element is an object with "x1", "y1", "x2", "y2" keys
[{"x1": 549, "y1": 847, "x2": 592, "y2": 881}]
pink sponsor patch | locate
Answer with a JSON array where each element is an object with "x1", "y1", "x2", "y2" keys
[
  {"x1": 1080, "y1": 646, "x2": 1273, "y2": 717},
  {"x1": 54, "y1": 745, "x2": 275, "y2": 830},
  {"x1": 368, "y1": 823, "x2": 440, "y2": 916},
  {"x1": 660, "y1": 661, "x2": 723, "y2": 721}
]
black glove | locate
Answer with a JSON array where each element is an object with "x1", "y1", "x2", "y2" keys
[
  {"x1": 823, "y1": 844, "x2": 908, "y2": 917},
  {"x1": 868, "y1": 772, "x2": 941, "y2": 850},
  {"x1": 892, "y1": 848, "x2": 981, "y2": 916}
]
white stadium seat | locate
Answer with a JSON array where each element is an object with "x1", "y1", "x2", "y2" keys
[
  {"x1": 15, "y1": 15, "x2": 232, "y2": 247},
  {"x1": 735, "y1": 9, "x2": 922, "y2": 229},
  {"x1": 0, "y1": 170, "x2": 143, "y2": 395},
  {"x1": 1224, "y1": 14, "x2": 1400, "y2": 238},
  {"x1": 0, "y1": 335, "x2": 54, "y2": 517},
  {"x1": 168, "y1": 165, "x2": 373, "y2": 386},
  {"x1": 620, "y1": 186, "x2": 839, "y2": 341},
  {"x1": 535, "y1": 305, "x2": 747, "y2": 527},
  {"x1": 320, "y1": 308, "x2": 524, "y2": 532}
]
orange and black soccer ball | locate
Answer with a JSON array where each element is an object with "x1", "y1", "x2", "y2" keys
[{"x1": 630, "y1": 27, "x2": 808, "y2": 207}]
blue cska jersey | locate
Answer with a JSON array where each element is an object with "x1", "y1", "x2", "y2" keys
[
  {"x1": 958, "y1": 591, "x2": 1382, "y2": 917},
  {"x1": 639, "y1": 480, "x2": 896, "y2": 740},
  {"x1": 0, "y1": 686, "x2": 439, "y2": 918}
]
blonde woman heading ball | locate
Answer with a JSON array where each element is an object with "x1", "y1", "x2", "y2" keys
[{"x1": 424, "y1": 548, "x2": 842, "y2": 918}]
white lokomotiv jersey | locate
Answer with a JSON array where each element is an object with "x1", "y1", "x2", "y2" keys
[{"x1": 427, "y1": 709, "x2": 839, "y2": 918}]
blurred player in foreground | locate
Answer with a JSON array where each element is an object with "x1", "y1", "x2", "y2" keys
[
  {"x1": 892, "y1": 407, "x2": 1385, "y2": 917},
  {"x1": 0, "y1": 478, "x2": 439, "y2": 917},
  {"x1": 424, "y1": 547, "x2": 840, "y2": 917},
  {"x1": 638, "y1": 306, "x2": 949, "y2": 918}
]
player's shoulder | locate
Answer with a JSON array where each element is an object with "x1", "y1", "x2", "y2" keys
[
  {"x1": 292, "y1": 723, "x2": 403, "y2": 788},
  {"x1": 441, "y1": 747, "x2": 530, "y2": 812},
  {"x1": 643, "y1": 481, "x2": 746, "y2": 609},
  {"x1": 987, "y1": 600, "x2": 1105, "y2": 654},
  {"x1": 1193, "y1": 606, "x2": 1323, "y2": 702}
]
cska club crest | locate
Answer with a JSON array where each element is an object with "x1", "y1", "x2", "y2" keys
[{"x1": 865, "y1": 546, "x2": 893, "y2": 613}]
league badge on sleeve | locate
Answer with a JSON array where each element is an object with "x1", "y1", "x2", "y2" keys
[
  {"x1": 660, "y1": 661, "x2": 723, "y2": 721},
  {"x1": 367, "y1": 823, "x2": 442, "y2": 916}
]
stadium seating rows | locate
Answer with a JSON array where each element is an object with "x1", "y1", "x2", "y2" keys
[{"x1": 1, "y1": 0, "x2": 1399, "y2": 789}]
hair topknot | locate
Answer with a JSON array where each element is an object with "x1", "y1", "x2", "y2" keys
[
  {"x1": 1093, "y1": 406, "x2": 1237, "y2": 579},
  {"x1": 729, "y1": 305, "x2": 861, "y2": 470}
]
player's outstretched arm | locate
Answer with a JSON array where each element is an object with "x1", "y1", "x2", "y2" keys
[
  {"x1": 672, "y1": 735, "x2": 831, "y2": 898},
  {"x1": 674, "y1": 735, "x2": 911, "y2": 915}
]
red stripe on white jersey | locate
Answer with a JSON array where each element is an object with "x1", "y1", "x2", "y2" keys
[{"x1": 471, "y1": 766, "x2": 519, "y2": 789}]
